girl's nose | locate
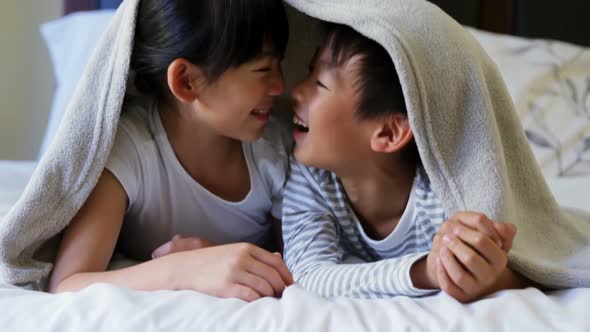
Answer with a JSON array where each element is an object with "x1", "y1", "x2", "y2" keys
[{"x1": 268, "y1": 66, "x2": 285, "y2": 96}]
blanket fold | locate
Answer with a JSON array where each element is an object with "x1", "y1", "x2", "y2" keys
[
  {"x1": 0, "y1": 0, "x2": 139, "y2": 288},
  {"x1": 283, "y1": 0, "x2": 590, "y2": 288},
  {"x1": 1, "y1": 0, "x2": 589, "y2": 289}
]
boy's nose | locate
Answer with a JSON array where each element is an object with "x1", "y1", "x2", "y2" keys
[{"x1": 291, "y1": 81, "x2": 304, "y2": 103}]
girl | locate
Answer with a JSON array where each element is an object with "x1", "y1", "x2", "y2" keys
[{"x1": 48, "y1": 0, "x2": 294, "y2": 302}]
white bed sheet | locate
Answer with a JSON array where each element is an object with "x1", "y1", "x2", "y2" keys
[
  {"x1": 0, "y1": 283, "x2": 588, "y2": 332},
  {"x1": 1, "y1": 160, "x2": 589, "y2": 332}
]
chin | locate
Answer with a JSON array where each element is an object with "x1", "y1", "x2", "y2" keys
[
  {"x1": 294, "y1": 145, "x2": 320, "y2": 168},
  {"x1": 239, "y1": 128, "x2": 265, "y2": 142}
]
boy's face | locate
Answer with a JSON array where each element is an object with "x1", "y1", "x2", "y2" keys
[{"x1": 290, "y1": 46, "x2": 373, "y2": 172}]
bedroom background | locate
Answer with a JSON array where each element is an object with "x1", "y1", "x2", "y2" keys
[
  {"x1": 0, "y1": 1, "x2": 588, "y2": 331},
  {"x1": 0, "y1": 0, "x2": 589, "y2": 175},
  {"x1": 0, "y1": 0, "x2": 62, "y2": 160}
]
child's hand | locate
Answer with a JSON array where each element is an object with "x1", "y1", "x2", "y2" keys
[
  {"x1": 152, "y1": 234, "x2": 216, "y2": 259},
  {"x1": 171, "y1": 243, "x2": 294, "y2": 301},
  {"x1": 435, "y1": 212, "x2": 517, "y2": 303}
]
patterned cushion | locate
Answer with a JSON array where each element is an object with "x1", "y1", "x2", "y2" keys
[{"x1": 470, "y1": 28, "x2": 590, "y2": 177}]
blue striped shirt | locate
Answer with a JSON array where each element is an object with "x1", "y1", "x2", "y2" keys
[{"x1": 282, "y1": 158, "x2": 446, "y2": 299}]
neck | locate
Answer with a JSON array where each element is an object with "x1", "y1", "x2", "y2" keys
[
  {"x1": 159, "y1": 102, "x2": 240, "y2": 171},
  {"x1": 340, "y1": 156, "x2": 416, "y2": 239}
]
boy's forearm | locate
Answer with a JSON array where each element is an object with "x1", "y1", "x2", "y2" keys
[{"x1": 294, "y1": 253, "x2": 438, "y2": 298}]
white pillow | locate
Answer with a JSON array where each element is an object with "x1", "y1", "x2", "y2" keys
[
  {"x1": 40, "y1": 10, "x2": 116, "y2": 158},
  {"x1": 469, "y1": 28, "x2": 590, "y2": 177}
]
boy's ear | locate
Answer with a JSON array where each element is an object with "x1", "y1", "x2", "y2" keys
[
  {"x1": 167, "y1": 58, "x2": 205, "y2": 104},
  {"x1": 370, "y1": 114, "x2": 414, "y2": 153}
]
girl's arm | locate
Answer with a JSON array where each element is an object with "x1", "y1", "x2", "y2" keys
[
  {"x1": 48, "y1": 170, "x2": 176, "y2": 292},
  {"x1": 48, "y1": 170, "x2": 293, "y2": 299}
]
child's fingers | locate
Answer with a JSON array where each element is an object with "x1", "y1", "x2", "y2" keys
[
  {"x1": 246, "y1": 258, "x2": 288, "y2": 296},
  {"x1": 439, "y1": 246, "x2": 477, "y2": 294},
  {"x1": 450, "y1": 225, "x2": 501, "y2": 260},
  {"x1": 448, "y1": 227, "x2": 508, "y2": 281},
  {"x1": 436, "y1": 255, "x2": 466, "y2": 301},
  {"x1": 250, "y1": 246, "x2": 294, "y2": 285},
  {"x1": 450, "y1": 212, "x2": 503, "y2": 248},
  {"x1": 151, "y1": 241, "x2": 172, "y2": 259},
  {"x1": 227, "y1": 284, "x2": 262, "y2": 302},
  {"x1": 454, "y1": 228, "x2": 508, "y2": 273},
  {"x1": 493, "y1": 222, "x2": 517, "y2": 251},
  {"x1": 237, "y1": 271, "x2": 276, "y2": 298},
  {"x1": 443, "y1": 234, "x2": 494, "y2": 284}
]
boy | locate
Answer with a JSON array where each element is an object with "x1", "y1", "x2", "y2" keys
[{"x1": 283, "y1": 24, "x2": 530, "y2": 302}]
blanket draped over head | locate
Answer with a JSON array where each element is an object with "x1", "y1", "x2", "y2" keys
[{"x1": 1, "y1": 0, "x2": 589, "y2": 290}]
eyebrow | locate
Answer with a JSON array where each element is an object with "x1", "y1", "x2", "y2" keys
[
  {"x1": 309, "y1": 48, "x2": 337, "y2": 71},
  {"x1": 257, "y1": 50, "x2": 284, "y2": 60}
]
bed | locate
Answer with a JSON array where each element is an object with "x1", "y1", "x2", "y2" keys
[{"x1": 1, "y1": 0, "x2": 589, "y2": 331}]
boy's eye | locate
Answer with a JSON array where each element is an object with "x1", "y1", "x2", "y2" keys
[{"x1": 255, "y1": 67, "x2": 272, "y2": 73}]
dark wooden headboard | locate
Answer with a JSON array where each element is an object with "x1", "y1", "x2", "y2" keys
[
  {"x1": 63, "y1": 0, "x2": 589, "y2": 46},
  {"x1": 62, "y1": 0, "x2": 514, "y2": 31},
  {"x1": 64, "y1": 0, "x2": 122, "y2": 15},
  {"x1": 433, "y1": 0, "x2": 589, "y2": 46}
]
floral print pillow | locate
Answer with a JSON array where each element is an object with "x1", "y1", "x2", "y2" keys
[{"x1": 470, "y1": 28, "x2": 590, "y2": 177}]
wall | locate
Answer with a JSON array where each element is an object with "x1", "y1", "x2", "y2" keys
[{"x1": 0, "y1": 0, "x2": 63, "y2": 160}]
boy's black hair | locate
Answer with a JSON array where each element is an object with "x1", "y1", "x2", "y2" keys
[
  {"x1": 323, "y1": 23, "x2": 406, "y2": 120},
  {"x1": 322, "y1": 23, "x2": 420, "y2": 165},
  {"x1": 131, "y1": 0, "x2": 289, "y2": 99}
]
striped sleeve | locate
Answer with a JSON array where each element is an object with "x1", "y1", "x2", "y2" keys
[{"x1": 282, "y1": 159, "x2": 438, "y2": 299}]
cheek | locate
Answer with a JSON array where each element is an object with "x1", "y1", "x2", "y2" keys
[
  {"x1": 309, "y1": 98, "x2": 350, "y2": 136},
  {"x1": 219, "y1": 88, "x2": 259, "y2": 117},
  {"x1": 307, "y1": 103, "x2": 349, "y2": 153}
]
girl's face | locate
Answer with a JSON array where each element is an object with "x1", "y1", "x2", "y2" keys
[
  {"x1": 291, "y1": 47, "x2": 373, "y2": 173},
  {"x1": 193, "y1": 52, "x2": 285, "y2": 142}
]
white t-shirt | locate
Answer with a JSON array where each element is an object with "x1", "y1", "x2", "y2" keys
[{"x1": 106, "y1": 97, "x2": 290, "y2": 261}]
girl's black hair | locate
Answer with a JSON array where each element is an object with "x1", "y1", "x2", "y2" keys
[
  {"x1": 322, "y1": 23, "x2": 420, "y2": 165},
  {"x1": 131, "y1": 0, "x2": 289, "y2": 99}
]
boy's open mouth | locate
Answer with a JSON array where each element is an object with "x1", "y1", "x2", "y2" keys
[{"x1": 293, "y1": 115, "x2": 309, "y2": 133}]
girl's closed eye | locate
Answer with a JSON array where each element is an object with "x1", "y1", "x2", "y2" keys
[
  {"x1": 316, "y1": 79, "x2": 328, "y2": 89},
  {"x1": 253, "y1": 56, "x2": 283, "y2": 74},
  {"x1": 254, "y1": 67, "x2": 272, "y2": 73},
  {"x1": 252, "y1": 60, "x2": 273, "y2": 73}
]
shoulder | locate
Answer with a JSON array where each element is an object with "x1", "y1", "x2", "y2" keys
[
  {"x1": 106, "y1": 96, "x2": 161, "y2": 203},
  {"x1": 288, "y1": 156, "x2": 336, "y2": 190},
  {"x1": 284, "y1": 156, "x2": 341, "y2": 214},
  {"x1": 413, "y1": 167, "x2": 446, "y2": 217},
  {"x1": 415, "y1": 167, "x2": 435, "y2": 196},
  {"x1": 116, "y1": 96, "x2": 159, "y2": 146}
]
